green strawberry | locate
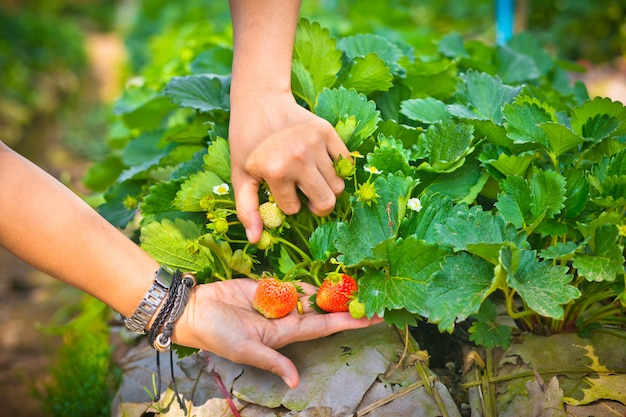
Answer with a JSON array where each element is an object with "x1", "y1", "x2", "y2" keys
[
  {"x1": 252, "y1": 277, "x2": 299, "y2": 319},
  {"x1": 316, "y1": 273, "x2": 357, "y2": 313},
  {"x1": 348, "y1": 298, "x2": 366, "y2": 319},
  {"x1": 259, "y1": 202, "x2": 284, "y2": 229},
  {"x1": 255, "y1": 230, "x2": 274, "y2": 250}
]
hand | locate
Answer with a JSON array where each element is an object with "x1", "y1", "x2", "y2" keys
[
  {"x1": 172, "y1": 278, "x2": 382, "y2": 388},
  {"x1": 229, "y1": 92, "x2": 350, "y2": 243}
]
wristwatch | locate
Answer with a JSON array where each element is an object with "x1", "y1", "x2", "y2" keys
[{"x1": 124, "y1": 266, "x2": 175, "y2": 334}]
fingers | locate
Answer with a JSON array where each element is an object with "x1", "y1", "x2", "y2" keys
[
  {"x1": 230, "y1": 340, "x2": 301, "y2": 388},
  {"x1": 233, "y1": 178, "x2": 263, "y2": 243}
]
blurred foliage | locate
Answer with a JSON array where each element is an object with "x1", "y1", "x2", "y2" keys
[
  {"x1": 32, "y1": 296, "x2": 121, "y2": 417},
  {"x1": 0, "y1": 9, "x2": 87, "y2": 146},
  {"x1": 527, "y1": 0, "x2": 626, "y2": 64}
]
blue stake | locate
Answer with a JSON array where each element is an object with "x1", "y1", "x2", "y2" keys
[{"x1": 496, "y1": 0, "x2": 515, "y2": 45}]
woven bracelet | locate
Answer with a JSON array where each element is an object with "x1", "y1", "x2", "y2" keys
[{"x1": 151, "y1": 272, "x2": 196, "y2": 352}]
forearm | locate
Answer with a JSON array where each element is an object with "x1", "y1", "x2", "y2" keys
[
  {"x1": 0, "y1": 141, "x2": 158, "y2": 317},
  {"x1": 228, "y1": 0, "x2": 301, "y2": 100}
]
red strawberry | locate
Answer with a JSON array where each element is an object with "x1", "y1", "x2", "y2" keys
[
  {"x1": 252, "y1": 277, "x2": 299, "y2": 319},
  {"x1": 316, "y1": 273, "x2": 357, "y2": 313}
]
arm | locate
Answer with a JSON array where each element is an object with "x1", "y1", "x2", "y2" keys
[
  {"x1": 228, "y1": 0, "x2": 350, "y2": 243},
  {"x1": 0, "y1": 141, "x2": 380, "y2": 388}
]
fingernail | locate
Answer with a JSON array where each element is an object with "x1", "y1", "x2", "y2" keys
[
  {"x1": 245, "y1": 228, "x2": 253, "y2": 242},
  {"x1": 282, "y1": 376, "x2": 294, "y2": 388}
]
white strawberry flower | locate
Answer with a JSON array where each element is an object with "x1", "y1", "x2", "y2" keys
[
  {"x1": 364, "y1": 165, "x2": 382, "y2": 175},
  {"x1": 212, "y1": 183, "x2": 230, "y2": 195},
  {"x1": 407, "y1": 197, "x2": 423, "y2": 212}
]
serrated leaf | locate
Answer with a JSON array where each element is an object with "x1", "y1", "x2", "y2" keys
[
  {"x1": 486, "y1": 151, "x2": 535, "y2": 178},
  {"x1": 495, "y1": 170, "x2": 566, "y2": 229},
  {"x1": 292, "y1": 18, "x2": 342, "y2": 107},
  {"x1": 400, "y1": 193, "x2": 455, "y2": 243},
  {"x1": 426, "y1": 252, "x2": 495, "y2": 332},
  {"x1": 404, "y1": 58, "x2": 458, "y2": 100},
  {"x1": 335, "y1": 174, "x2": 414, "y2": 266},
  {"x1": 140, "y1": 179, "x2": 184, "y2": 216},
  {"x1": 571, "y1": 96, "x2": 626, "y2": 139},
  {"x1": 339, "y1": 33, "x2": 404, "y2": 76},
  {"x1": 174, "y1": 170, "x2": 233, "y2": 212},
  {"x1": 367, "y1": 135, "x2": 413, "y2": 176},
  {"x1": 415, "y1": 120, "x2": 475, "y2": 173},
  {"x1": 438, "y1": 32, "x2": 469, "y2": 59},
  {"x1": 506, "y1": 32, "x2": 554, "y2": 75},
  {"x1": 573, "y1": 224, "x2": 625, "y2": 282},
  {"x1": 309, "y1": 221, "x2": 339, "y2": 261},
  {"x1": 341, "y1": 53, "x2": 393, "y2": 96},
  {"x1": 539, "y1": 122, "x2": 585, "y2": 158},
  {"x1": 140, "y1": 218, "x2": 214, "y2": 271},
  {"x1": 502, "y1": 96, "x2": 556, "y2": 148},
  {"x1": 502, "y1": 248, "x2": 580, "y2": 319},
  {"x1": 448, "y1": 70, "x2": 522, "y2": 123},
  {"x1": 469, "y1": 299, "x2": 512, "y2": 349},
  {"x1": 203, "y1": 137, "x2": 231, "y2": 182},
  {"x1": 314, "y1": 87, "x2": 380, "y2": 150},
  {"x1": 424, "y1": 158, "x2": 488, "y2": 204},
  {"x1": 164, "y1": 74, "x2": 230, "y2": 114},
  {"x1": 359, "y1": 237, "x2": 450, "y2": 318},
  {"x1": 497, "y1": 46, "x2": 541, "y2": 83},
  {"x1": 539, "y1": 241, "x2": 580, "y2": 260},
  {"x1": 435, "y1": 205, "x2": 524, "y2": 263},
  {"x1": 400, "y1": 97, "x2": 451, "y2": 124}
]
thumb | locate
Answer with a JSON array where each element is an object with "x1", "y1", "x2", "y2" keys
[
  {"x1": 233, "y1": 178, "x2": 263, "y2": 243},
  {"x1": 238, "y1": 342, "x2": 301, "y2": 388}
]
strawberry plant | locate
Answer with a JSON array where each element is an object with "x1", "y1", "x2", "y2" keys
[{"x1": 92, "y1": 18, "x2": 626, "y2": 351}]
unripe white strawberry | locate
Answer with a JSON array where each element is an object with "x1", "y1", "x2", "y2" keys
[{"x1": 259, "y1": 202, "x2": 284, "y2": 229}]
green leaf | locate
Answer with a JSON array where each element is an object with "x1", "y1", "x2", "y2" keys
[
  {"x1": 400, "y1": 193, "x2": 455, "y2": 243},
  {"x1": 539, "y1": 241, "x2": 580, "y2": 261},
  {"x1": 438, "y1": 32, "x2": 469, "y2": 59},
  {"x1": 573, "y1": 224, "x2": 625, "y2": 282},
  {"x1": 203, "y1": 137, "x2": 231, "y2": 182},
  {"x1": 424, "y1": 158, "x2": 488, "y2": 204},
  {"x1": 140, "y1": 179, "x2": 184, "y2": 216},
  {"x1": 488, "y1": 151, "x2": 535, "y2": 178},
  {"x1": 562, "y1": 167, "x2": 589, "y2": 218},
  {"x1": 335, "y1": 173, "x2": 415, "y2": 266},
  {"x1": 309, "y1": 220, "x2": 339, "y2": 261},
  {"x1": 426, "y1": 252, "x2": 495, "y2": 333},
  {"x1": 502, "y1": 247, "x2": 580, "y2": 319},
  {"x1": 140, "y1": 218, "x2": 214, "y2": 272},
  {"x1": 495, "y1": 170, "x2": 566, "y2": 229},
  {"x1": 497, "y1": 46, "x2": 541, "y2": 83},
  {"x1": 359, "y1": 237, "x2": 450, "y2": 318},
  {"x1": 314, "y1": 87, "x2": 380, "y2": 150},
  {"x1": 292, "y1": 18, "x2": 342, "y2": 108},
  {"x1": 447, "y1": 70, "x2": 522, "y2": 123},
  {"x1": 164, "y1": 74, "x2": 230, "y2": 114},
  {"x1": 502, "y1": 96, "x2": 556, "y2": 148},
  {"x1": 367, "y1": 135, "x2": 413, "y2": 176},
  {"x1": 339, "y1": 33, "x2": 404, "y2": 76},
  {"x1": 539, "y1": 122, "x2": 585, "y2": 158},
  {"x1": 436, "y1": 204, "x2": 524, "y2": 264},
  {"x1": 404, "y1": 58, "x2": 458, "y2": 100},
  {"x1": 341, "y1": 53, "x2": 393, "y2": 96},
  {"x1": 505, "y1": 33, "x2": 554, "y2": 75},
  {"x1": 415, "y1": 120, "x2": 475, "y2": 173},
  {"x1": 400, "y1": 97, "x2": 451, "y2": 124},
  {"x1": 571, "y1": 97, "x2": 626, "y2": 139},
  {"x1": 468, "y1": 299, "x2": 512, "y2": 349},
  {"x1": 174, "y1": 170, "x2": 233, "y2": 212}
]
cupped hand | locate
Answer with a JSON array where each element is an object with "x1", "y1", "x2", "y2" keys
[
  {"x1": 172, "y1": 278, "x2": 383, "y2": 389},
  {"x1": 229, "y1": 92, "x2": 350, "y2": 243}
]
